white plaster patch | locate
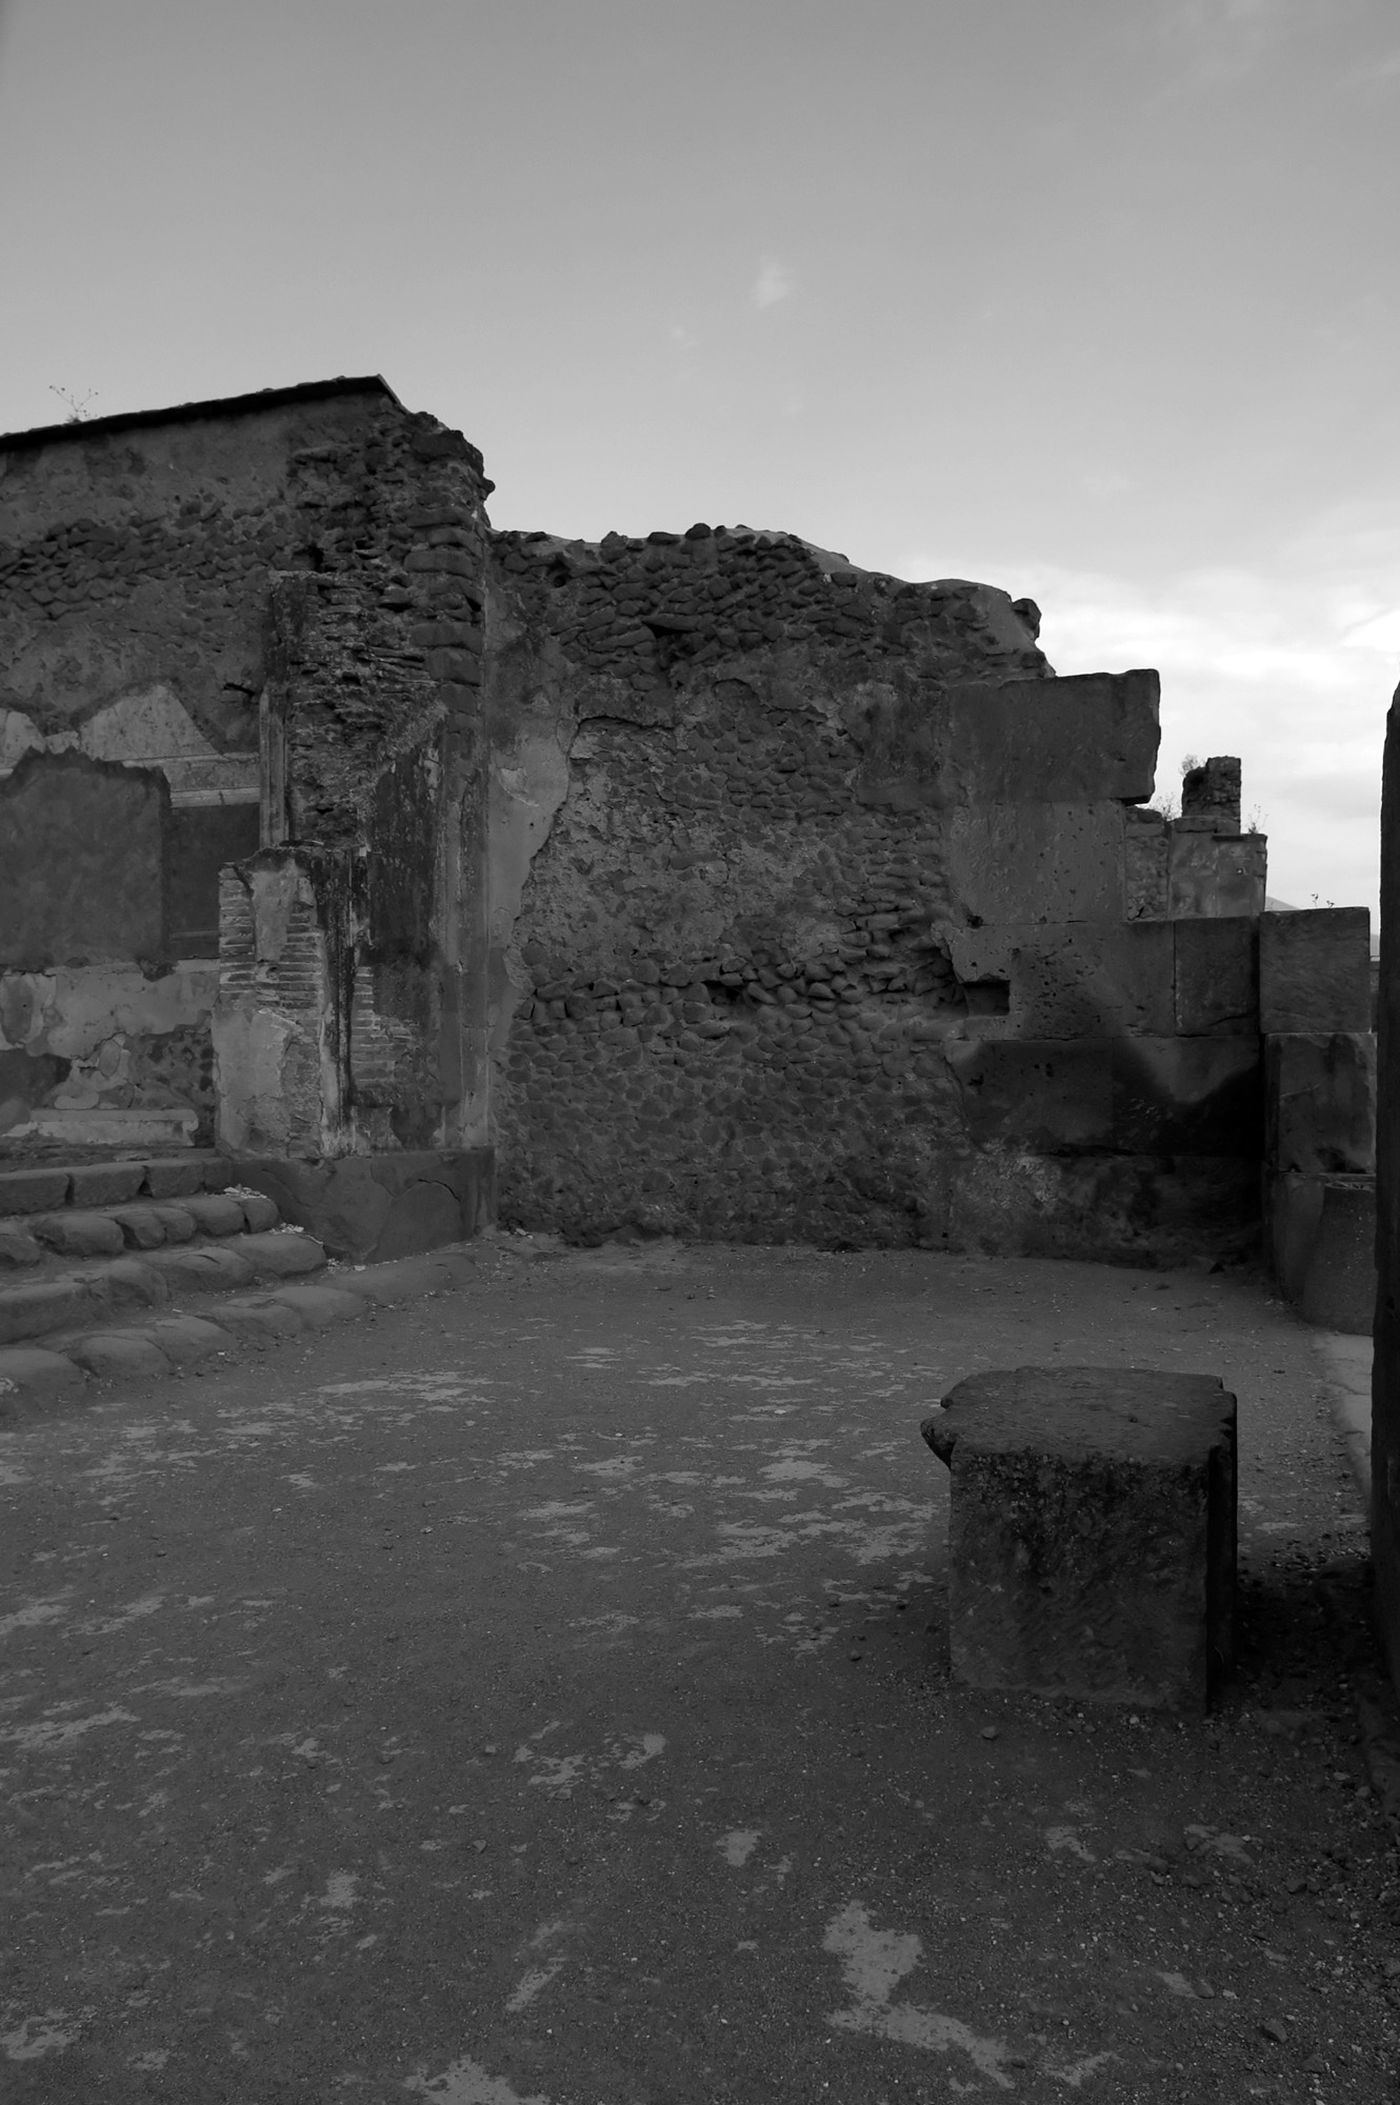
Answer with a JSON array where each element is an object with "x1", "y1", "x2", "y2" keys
[
  {"x1": 504, "y1": 1960, "x2": 564, "y2": 2012},
  {"x1": 1, "y1": 2011, "x2": 82, "y2": 2061},
  {"x1": 1042, "y1": 2050, "x2": 1119, "y2": 2087},
  {"x1": 762, "y1": 1456, "x2": 849, "y2": 1488},
  {"x1": 76, "y1": 1591, "x2": 165, "y2": 1635},
  {"x1": 615, "y1": 1732, "x2": 664, "y2": 1769},
  {"x1": 0, "y1": 1596, "x2": 71, "y2": 1639},
  {"x1": 319, "y1": 1872, "x2": 359, "y2": 1910},
  {"x1": 0, "y1": 1706, "x2": 138, "y2": 1752},
  {"x1": 689, "y1": 1605, "x2": 744, "y2": 1620},
  {"x1": 1045, "y1": 1826, "x2": 1097, "y2": 1865},
  {"x1": 522, "y1": 1501, "x2": 596, "y2": 1521},
  {"x1": 720, "y1": 1829, "x2": 760, "y2": 1866},
  {"x1": 823, "y1": 1902, "x2": 1013, "y2": 2091},
  {"x1": 403, "y1": 2053, "x2": 549, "y2": 2103}
]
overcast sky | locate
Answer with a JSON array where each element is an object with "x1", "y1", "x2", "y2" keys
[{"x1": 1, "y1": 0, "x2": 1396, "y2": 918}]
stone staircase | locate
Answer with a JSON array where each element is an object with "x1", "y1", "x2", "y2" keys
[{"x1": 0, "y1": 1149, "x2": 330, "y2": 1388}]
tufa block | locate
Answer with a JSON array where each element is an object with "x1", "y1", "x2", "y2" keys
[
  {"x1": 1260, "y1": 908, "x2": 1372, "y2": 1034},
  {"x1": 921, "y1": 1364, "x2": 1237, "y2": 1710},
  {"x1": 1265, "y1": 1032, "x2": 1376, "y2": 1175}
]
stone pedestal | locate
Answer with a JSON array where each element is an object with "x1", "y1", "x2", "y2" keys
[{"x1": 921, "y1": 1365, "x2": 1236, "y2": 1711}]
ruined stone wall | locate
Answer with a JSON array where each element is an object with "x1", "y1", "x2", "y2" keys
[
  {"x1": 0, "y1": 382, "x2": 492, "y2": 1154},
  {"x1": 481, "y1": 526, "x2": 1260, "y2": 1259}
]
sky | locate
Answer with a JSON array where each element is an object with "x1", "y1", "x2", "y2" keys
[{"x1": 0, "y1": 0, "x2": 1396, "y2": 920}]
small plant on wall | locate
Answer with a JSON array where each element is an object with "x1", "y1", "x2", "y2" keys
[{"x1": 48, "y1": 385, "x2": 97, "y2": 424}]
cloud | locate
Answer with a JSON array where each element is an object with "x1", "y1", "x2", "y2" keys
[{"x1": 752, "y1": 260, "x2": 795, "y2": 311}]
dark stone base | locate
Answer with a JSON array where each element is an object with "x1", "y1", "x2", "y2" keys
[
  {"x1": 922, "y1": 1365, "x2": 1237, "y2": 1711},
  {"x1": 227, "y1": 1149, "x2": 496, "y2": 1263},
  {"x1": 1267, "y1": 1171, "x2": 1375, "y2": 1334}
]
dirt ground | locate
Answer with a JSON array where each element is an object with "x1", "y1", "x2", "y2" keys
[{"x1": 2, "y1": 1237, "x2": 1398, "y2": 2102}]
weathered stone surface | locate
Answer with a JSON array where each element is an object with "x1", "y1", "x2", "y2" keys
[
  {"x1": 1174, "y1": 917, "x2": 1258, "y2": 1037},
  {"x1": 145, "y1": 1314, "x2": 233, "y2": 1365},
  {"x1": 0, "y1": 1278, "x2": 96, "y2": 1344},
  {"x1": 92, "y1": 1257, "x2": 169, "y2": 1312},
  {"x1": 111, "y1": 1204, "x2": 168, "y2": 1250},
  {"x1": 1269, "y1": 1171, "x2": 1375, "y2": 1335},
  {"x1": 0, "y1": 1226, "x2": 43, "y2": 1267},
  {"x1": 213, "y1": 1298, "x2": 307, "y2": 1340},
  {"x1": 0, "y1": 1344, "x2": 86, "y2": 1403},
  {"x1": 0, "y1": 1168, "x2": 69, "y2": 1215},
  {"x1": 951, "y1": 922, "x2": 1174, "y2": 1039},
  {"x1": 945, "y1": 802, "x2": 1126, "y2": 925},
  {"x1": 1265, "y1": 1032, "x2": 1376, "y2": 1175},
  {"x1": 1111, "y1": 1037, "x2": 1261, "y2": 1156},
  {"x1": 237, "y1": 1231, "x2": 327, "y2": 1278},
  {"x1": 947, "y1": 1151, "x2": 1259, "y2": 1267},
  {"x1": 149, "y1": 1203, "x2": 197, "y2": 1243},
  {"x1": 1260, "y1": 908, "x2": 1372, "y2": 1034},
  {"x1": 68, "y1": 1160, "x2": 147, "y2": 1207},
  {"x1": 944, "y1": 1039, "x2": 1113, "y2": 1151},
  {"x1": 940, "y1": 670, "x2": 1160, "y2": 805},
  {"x1": 922, "y1": 1365, "x2": 1236, "y2": 1709},
  {"x1": 29, "y1": 1209, "x2": 125, "y2": 1258},
  {"x1": 144, "y1": 1245, "x2": 255, "y2": 1291},
  {"x1": 180, "y1": 1192, "x2": 248, "y2": 1237},
  {"x1": 1179, "y1": 756, "x2": 1241, "y2": 833},
  {"x1": 144, "y1": 1157, "x2": 206, "y2": 1200},
  {"x1": 234, "y1": 1191, "x2": 281, "y2": 1233},
  {"x1": 65, "y1": 1331, "x2": 173, "y2": 1381},
  {"x1": 232, "y1": 1150, "x2": 494, "y2": 1263},
  {"x1": 264, "y1": 1283, "x2": 366, "y2": 1327},
  {"x1": 1168, "y1": 831, "x2": 1267, "y2": 918}
]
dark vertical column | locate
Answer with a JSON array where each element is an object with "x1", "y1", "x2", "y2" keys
[{"x1": 1374, "y1": 680, "x2": 1400, "y2": 1686}]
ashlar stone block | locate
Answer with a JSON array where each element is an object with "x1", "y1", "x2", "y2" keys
[
  {"x1": 942, "y1": 670, "x2": 1160, "y2": 805},
  {"x1": 1111, "y1": 1036, "x2": 1261, "y2": 1156},
  {"x1": 1265, "y1": 1032, "x2": 1376, "y2": 1175},
  {"x1": 921, "y1": 1365, "x2": 1237, "y2": 1710},
  {"x1": 1168, "y1": 830, "x2": 1267, "y2": 918},
  {"x1": 946, "y1": 802, "x2": 1126, "y2": 925},
  {"x1": 1260, "y1": 908, "x2": 1372, "y2": 1034},
  {"x1": 951, "y1": 921, "x2": 1174, "y2": 1039},
  {"x1": 944, "y1": 1037, "x2": 1113, "y2": 1151},
  {"x1": 1174, "y1": 917, "x2": 1259, "y2": 1037}
]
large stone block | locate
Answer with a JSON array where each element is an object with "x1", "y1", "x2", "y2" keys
[
  {"x1": 942, "y1": 670, "x2": 1160, "y2": 805},
  {"x1": 944, "y1": 1038, "x2": 1113, "y2": 1151},
  {"x1": 951, "y1": 921, "x2": 1174, "y2": 1039},
  {"x1": 1268, "y1": 1170, "x2": 1376, "y2": 1335},
  {"x1": 946, "y1": 802, "x2": 1126, "y2": 925},
  {"x1": 1110, "y1": 1036, "x2": 1261, "y2": 1155},
  {"x1": 1168, "y1": 830, "x2": 1267, "y2": 918},
  {"x1": 1260, "y1": 908, "x2": 1372, "y2": 1033},
  {"x1": 228, "y1": 1148, "x2": 496, "y2": 1262},
  {"x1": 1265, "y1": 1032, "x2": 1376, "y2": 1174},
  {"x1": 1174, "y1": 917, "x2": 1259, "y2": 1037},
  {"x1": 921, "y1": 1365, "x2": 1237, "y2": 1709}
]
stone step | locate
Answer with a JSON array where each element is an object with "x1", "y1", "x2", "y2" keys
[
  {"x1": 0, "y1": 1244, "x2": 482, "y2": 1404},
  {"x1": 0, "y1": 1186, "x2": 282, "y2": 1271},
  {"x1": 0, "y1": 1149, "x2": 236, "y2": 1221},
  {"x1": 0, "y1": 1227, "x2": 328, "y2": 1348}
]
